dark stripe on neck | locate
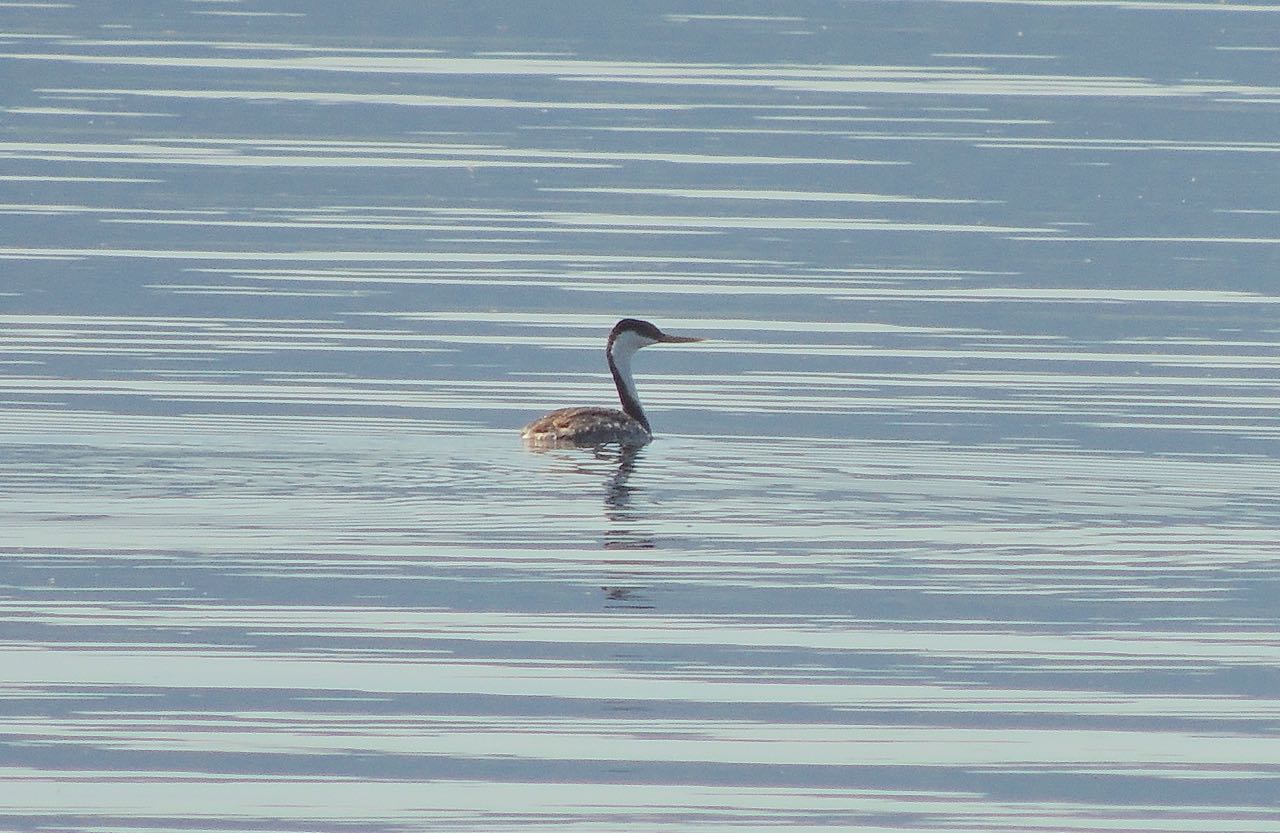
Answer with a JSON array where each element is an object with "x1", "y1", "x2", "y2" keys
[{"x1": 608, "y1": 350, "x2": 649, "y2": 432}]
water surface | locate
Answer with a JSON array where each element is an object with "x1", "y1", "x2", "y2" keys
[{"x1": 2, "y1": 2, "x2": 1279, "y2": 831}]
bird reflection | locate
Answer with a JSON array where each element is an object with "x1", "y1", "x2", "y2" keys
[
  {"x1": 593, "y1": 445, "x2": 657, "y2": 608},
  {"x1": 599, "y1": 444, "x2": 641, "y2": 526},
  {"x1": 524, "y1": 442, "x2": 656, "y2": 609}
]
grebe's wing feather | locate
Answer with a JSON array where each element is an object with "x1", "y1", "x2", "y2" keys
[{"x1": 521, "y1": 407, "x2": 650, "y2": 446}]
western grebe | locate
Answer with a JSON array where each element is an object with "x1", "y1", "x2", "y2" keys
[{"x1": 521, "y1": 318, "x2": 703, "y2": 447}]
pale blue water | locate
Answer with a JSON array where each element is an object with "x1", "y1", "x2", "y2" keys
[{"x1": 2, "y1": 2, "x2": 1279, "y2": 831}]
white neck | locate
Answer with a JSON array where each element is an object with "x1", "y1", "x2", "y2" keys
[
  {"x1": 607, "y1": 330, "x2": 654, "y2": 430},
  {"x1": 611, "y1": 343, "x2": 640, "y2": 404}
]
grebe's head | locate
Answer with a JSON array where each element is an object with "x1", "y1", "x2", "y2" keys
[{"x1": 607, "y1": 318, "x2": 702, "y2": 358}]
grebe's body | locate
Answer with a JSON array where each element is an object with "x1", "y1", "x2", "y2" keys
[
  {"x1": 521, "y1": 318, "x2": 701, "y2": 447},
  {"x1": 521, "y1": 406, "x2": 653, "y2": 447}
]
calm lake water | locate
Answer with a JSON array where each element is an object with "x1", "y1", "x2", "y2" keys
[{"x1": 3, "y1": 2, "x2": 1279, "y2": 831}]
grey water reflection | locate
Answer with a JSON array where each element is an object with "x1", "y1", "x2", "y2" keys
[
  {"x1": 595, "y1": 445, "x2": 658, "y2": 610},
  {"x1": 3, "y1": 1, "x2": 1280, "y2": 832},
  {"x1": 599, "y1": 445, "x2": 648, "y2": 537},
  {"x1": 528, "y1": 443, "x2": 656, "y2": 606}
]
